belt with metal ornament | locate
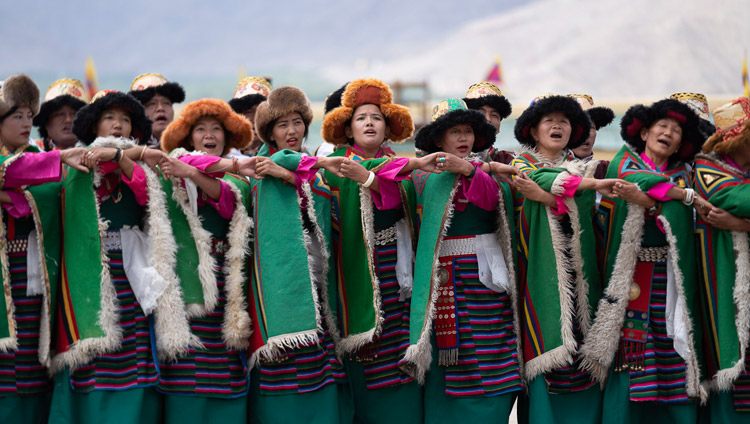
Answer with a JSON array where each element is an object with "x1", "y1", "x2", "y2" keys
[
  {"x1": 438, "y1": 236, "x2": 476, "y2": 258},
  {"x1": 637, "y1": 246, "x2": 668, "y2": 262},
  {"x1": 6, "y1": 237, "x2": 28, "y2": 253},
  {"x1": 374, "y1": 226, "x2": 397, "y2": 246},
  {"x1": 102, "y1": 231, "x2": 122, "y2": 252}
]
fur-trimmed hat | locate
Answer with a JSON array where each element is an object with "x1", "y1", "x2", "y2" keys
[
  {"x1": 514, "y1": 95, "x2": 592, "y2": 149},
  {"x1": 669, "y1": 92, "x2": 716, "y2": 140},
  {"x1": 72, "y1": 90, "x2": 152, "y2": 145},
  {"x1": 701, "y1": 97, "x2": 750, "y2": 156},
  {"x1": 33, "y1": 79, "x2": 87, "y2": 139},
  {"x1": 160, "y1": 99, "x2": 252, "y2": 154},
  {"x1": 228, "y1": 76, "x2": 271, "y2": 114},
  {"x1": 0, "y1": 74, "x2": 40, "y2": 120},
  {"x1": 128, "y1": 73, "x2": 185, "y2": 105},
  {"x1": 463, "y1": 82, "x2": 512, "y2": 120},
  {"x1": 620, "y1": 98, "x2": 703, "y2": 163},
  {"x1": 321, "y1": 78, "x2": 414, "y2": 146},
  {"x1": 254, "y1": 85, "x2": 313, "y2": 146},
  {"x1": 568, "y1": 94, "x2": 615, "y2": 130},
  {"x1": 324, "y1": 82, "x2": 349, "y2": 115},
  {"x1": 414, "y1": 98, "x2": 496, "y2": 154}
]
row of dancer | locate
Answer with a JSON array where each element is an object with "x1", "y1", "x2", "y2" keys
[{"x1": 0, "y1": 73, "x2": 748, "y2": 424}]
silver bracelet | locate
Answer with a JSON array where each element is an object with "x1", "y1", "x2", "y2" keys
[
  {"x1": 362, "y1": 171, "x2": 376, "y2": 188},
  {"x1": 682, "y1": 188, "x2": 695, "y2": 206}
]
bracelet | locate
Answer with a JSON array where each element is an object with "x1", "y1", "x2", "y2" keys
[
  {"x1": 362, "y1": 171, "x2": 376, "y2": 188},
  {"x1": 232, "y1": 157, "x2": 239, "y2": 173},
  {"x1": 682, "y1": 188, "x2": 695, "y2": 206},
  {"x1": 648, "y1": 202, "x2": 661, "y2": 216},
  {"x1": 467, "y1": 165, "x2": 477, "y2": 178},
  {"x1": 138, "y1": 146, "x2": 147, "y2": 161},
  {"x1": 113, "y1": 148, "x2": 122, "y2": 163}
]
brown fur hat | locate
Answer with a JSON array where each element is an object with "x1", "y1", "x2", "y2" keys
[
  {"x1": 321, "y1": 78, "x2": 414, "y2": 147},
  {"x1": 254, "y1": 86, "x2": 313, "y2": 146},
  {"x1": 161, "y1": 98, "x2": 253, "y2": 154},
  {"x1": 0, "y1": 74, "x2": 40, "y2": 119},
  {"x1": 702, "y1": 97, "x2": 750, "y2": 156}
]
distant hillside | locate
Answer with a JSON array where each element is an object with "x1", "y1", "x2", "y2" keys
[
  {"x1": 0, "y1": 0, "x2": 527, "y2": 98},
  {"x1": 322, "y1": 0, "x2": 750, "y2": 103}
]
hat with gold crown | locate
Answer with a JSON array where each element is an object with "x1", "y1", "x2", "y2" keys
[
  {"x1": 33, "y1": 79, "x2": 88, "y2": 138},
  {"x1": 702, "y1": 97, "x2": 750, "y2": 155},
  {"x1": 568, "y1": 94, "x2": 615, "y2": 130},
  {"x1": 462, "y1": 81, "x2": 512, "y2": 120},
  {"x1": 228, "y1": 76, "x2": 272, "y2": 114},
  {"x1": 670, "y1": 92, "x2": 716, "y2": 140},
  {"x1": 414, "y1": 98, "x2": 496, "y2": 153},
  {"x1": 128, "y1": 73, "x2": 185, "y2": 106}
]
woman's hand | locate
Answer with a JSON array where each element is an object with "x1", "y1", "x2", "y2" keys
[
  {"x1": 693, "y1": 196, "x2": 714, "y2": 216},
  {"x1": 59, "y1": 147, "x2": 89, "y2": 172},
  {"x1": 512, "y1": 173, "x2": 556, "y2": 207},
  {"x1": 256, "y1": 156, "x2": 293, "y2": 181},
  {"x1": 238, "y1": 157, "x2": 260, "y2": 179},
  {"x1": 593, "y1": 178, "x2": 627, "y2": 197},
  {"x1": 611, "y1": 181, "x2": 656, "y2": 208},
  {"x1": 159, "y1": 157, "x2": 197, "y2": 180},
  {"x1": 316, "y1": 156, "x2": 345, "y2": 178},
  {"x1": 434, "y1": 152, "x2": 473, "y2": 176},
  {"x1": 340, "y1": 158, "x2": 370, "y2": 183},
  {"x1": 700, "y1": 207, "x2": 750, "y2": 231},
  {"x1": 140, "y1": 148, "x2": 170, "y2": 174},
  {"x1": 81, "y1": 147, "x2": 117, "y2": 169},
  {"x1": 489, "y1": 162, "x2": 520, "y2": 182}
]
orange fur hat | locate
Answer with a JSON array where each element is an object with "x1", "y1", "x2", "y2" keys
[
  {"x1": 160, "y1": 98, "x2": 252, "y2": 154},
  {"x1": 321, "y1": 78, "x2": 414, "y2": 147}
]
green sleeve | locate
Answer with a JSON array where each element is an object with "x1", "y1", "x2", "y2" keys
[{"x1": 529, "y1": 167, "x2": 565, "y2": 192}]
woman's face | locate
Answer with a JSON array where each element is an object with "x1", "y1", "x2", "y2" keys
[
  {"x1": 530, "y1": 111, "x2": 571, "y2": 154},
  {"x1": 190, "y1": 116, "x2": 226, "y2": 156},
  {"x1": 270, "y1": 111, "x2": 305, "y2": 152},
  {"x1": 437, "y1": 123, "x2": 474, "y2": 158},
  {"x1": 641, "y1": 117, "x2": 683, "y2": 162},
  {"x1": 0, "y1": 106, "x2": 33, "y2": 149},
  {"x1": 95, "y1": 107, "x2": 132, "y2": 139},
  {"x1": 345, "y1": 104, "x2": 389, "y2": 152},
  {"x1": 479, "y1": 105, "x2": 501, "y2": 134},
  {"x1": 572, "y1": 126, "x2": 597, "y2": 159},
  {"x1": 46, "y1": 105, "x2": 78, "y2": 148}
]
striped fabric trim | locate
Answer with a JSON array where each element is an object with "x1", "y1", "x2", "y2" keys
[
  {"x1": 69, "y1": 250, "x2": 158, "y2": 392},
  {"x1": 158, "y1": 251, "x2": 249, "y2": 398},
  {"x1": 257, "y1": 327, "x2": 341, "y2": 396},
  {"x1": 440, "y1": 256, "x2": 522, "y2": 397},
  {"x1": 733, "y1": 346, "x2": 750, "y2": 412},
  {"x1": 626, "y1": 261, "x2": 689, "y2": 403},
  {"x1": 355, "y1": 243, "x2": 413, "y2": 389},
  {"x1": 0, "y1": 249, "x2": 50, "y2": 395},
  {"x1": 544, "y1": 293, "x2": 596, "y2": 393}
]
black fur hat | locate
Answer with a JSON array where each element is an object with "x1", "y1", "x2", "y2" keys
[
  {"x1": 587, "y1": 107, "x2": 615, "y2": 130},
  {"x1": 568, "y1": 94, "x2": 615, "y2": 130},
  {"x1": 34, "y1": 95, "x2": 86, "y2": 139},
  {"x1": 620, "y1": 98, "x2": 703, "y2": 163},
  {"x1": 462, "y1": 82, "x2": 511, "y2": 120},
  {"x1": 72, "y1": 90, "x2": 152, "y2": 145},
  {"x1": 514, "y1": 95, "x2": 591, "y2": 149},
  {"x1": 228, "y1": 76, "x2": 271, "y2": 114},
  {"x1": 324, "y1": 82, "x2": 349, "y2": 115},
  {"x1": 128, "y1": 73, "x2": 185, "y2": 105},
  {"x1": 415, "y1": 98, "x2": 496, "y2": 153}
]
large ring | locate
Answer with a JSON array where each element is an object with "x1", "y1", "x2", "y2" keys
[
  {"x1": 86, "y1": 151, "x2": 93, "y2": 156},
  {"x1": 439, "y1": 157, "x2": 446, "y2": 163}
]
